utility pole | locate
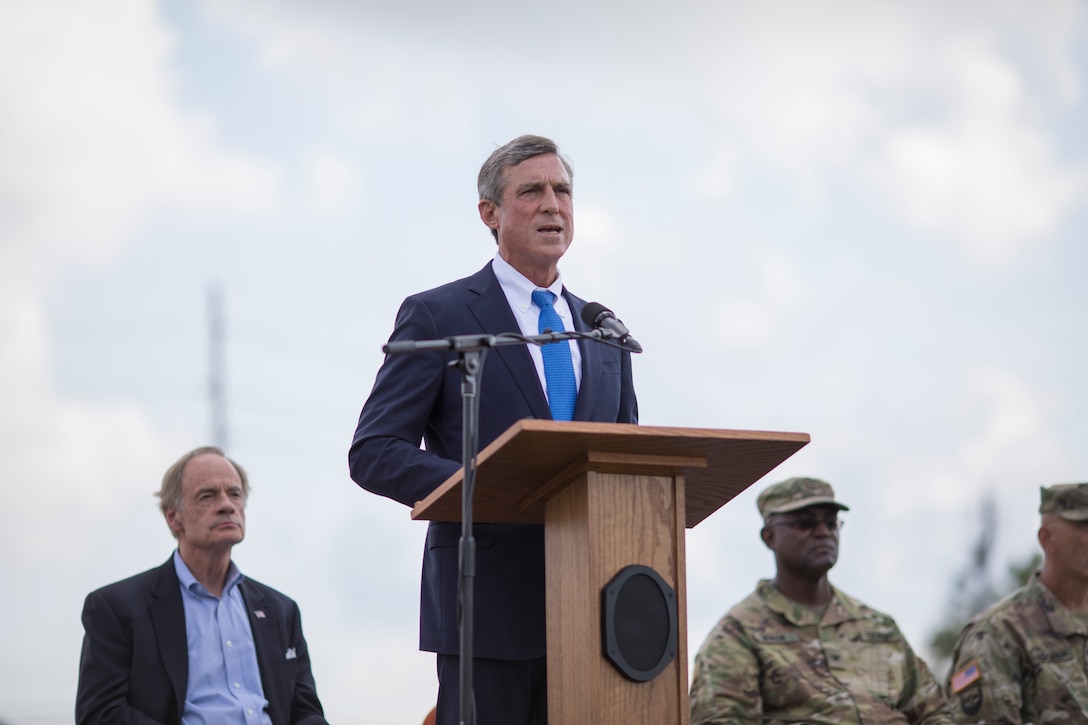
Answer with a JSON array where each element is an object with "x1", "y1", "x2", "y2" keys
[{"x1": 208, "y1": 283, "x2": 228, "y2": 450}]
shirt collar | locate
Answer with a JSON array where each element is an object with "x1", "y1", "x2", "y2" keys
[
  {"x1": 756, "y1": 578, "x2": 862, "y2": 626},
  {"x1": 172, "y1": 548, "x2": 244, "y2": 598},
  {"x1": 492, "y1": 253, "x2": 564, "y2": 312},
  {"x1": 1032, "y1": 571, "x2": 1088, "y2": 636}
]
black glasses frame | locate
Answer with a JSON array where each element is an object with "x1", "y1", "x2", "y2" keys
[{"x1": 766, "y1": 515, "x2": 844, "y2": 533}]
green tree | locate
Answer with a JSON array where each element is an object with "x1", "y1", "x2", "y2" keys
[{"x1": 927, "y1": 489, "x2": 1041, "y2": 677}]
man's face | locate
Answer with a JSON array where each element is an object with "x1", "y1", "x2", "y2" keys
[
  {"x1": 1041, "y1": 514, "x2": 1088, "y2": 584},
  {"x1": 479, "y1": 153, "x2": 573, "y2": 285},
  {"x1": 763, "y1": 504, "x2": 842, "y2": 580},
  {"x1": 166, "y1": 453, "x2": 246, "y2": 554}
]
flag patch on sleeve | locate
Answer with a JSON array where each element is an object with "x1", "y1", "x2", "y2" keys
[{"x1": 950, "y1": 661, "x2": 981, "y2": 694}]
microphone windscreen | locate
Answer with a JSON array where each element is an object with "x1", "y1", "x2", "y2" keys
[{"x1": 581, "y1": 301, "x2": 609, "y2": 327}]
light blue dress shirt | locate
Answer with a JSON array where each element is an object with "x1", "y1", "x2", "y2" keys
[{"x1": 173, "y1": 550, "x2": 273, "y2": 725}]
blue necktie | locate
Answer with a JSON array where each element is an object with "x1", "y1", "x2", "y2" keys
[{"x1": 531, "y1": 289, "x2": 577, "y2": 421}]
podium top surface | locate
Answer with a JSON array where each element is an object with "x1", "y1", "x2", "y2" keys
[{"x1": 411, "y1": 420, "x2": 809, "y2": 528}]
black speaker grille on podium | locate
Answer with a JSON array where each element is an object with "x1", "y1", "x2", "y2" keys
[{"x1": 600, "y1": 564, "x2": 678, "y2": 682}]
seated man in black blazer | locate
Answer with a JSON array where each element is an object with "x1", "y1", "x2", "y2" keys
[{"x1": 75, "y1": 446, "x2": 327, "y2": 725}]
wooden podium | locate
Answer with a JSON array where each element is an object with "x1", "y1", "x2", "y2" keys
[{"x1": 412, "y1": 420, "x2": 809, "y2": 725}]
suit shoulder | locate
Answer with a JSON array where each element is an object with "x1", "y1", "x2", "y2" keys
[
  {"x1": 562, "y1": 287, "x2": 588, "y2": 307},
  {"x1": 838, "y1": 591, "x2": 899, "y2": 626},
  {"x1": 968, "y1": 583, "x2": 1037, "y2": 627},
  {"x1": 87, "y1": 562, "x2": 170, "y2": 600},
  {"x1": 407, "y1": 263, "x2": 496, "y2": 302},
  {"x1": 721, "y1": 588, "x2": 770, "y2": 628},
  {"x1": 239, "y1": 576, "x2": 299, "y2": 608}
]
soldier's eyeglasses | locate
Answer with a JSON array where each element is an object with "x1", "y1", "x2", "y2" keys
[{"x1": 768, "y1": 516, "x2": 844, "y2": 533}]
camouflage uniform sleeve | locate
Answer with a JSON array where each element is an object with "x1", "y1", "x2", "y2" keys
[
  {"x1": 896, "y1": 636, "x2": 956, "y2": 724},
  {"x1": 689, "y1": 616, "x2": 763, "y2": 725},
  {"x1": 947, "y1": 618, "x2": 1025, "y2": 724}
]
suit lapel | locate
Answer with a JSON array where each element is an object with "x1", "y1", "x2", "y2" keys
[
  {"x1": 149, "y1": 559, "x2": 188, "y2": 720},
  {"x1": 466, "y1": 264, "x2": 552, "y2": 419},
  {"x1": 565, "y1": 292, "x2": 602, "y2": 421},
  {"x1": 240, "y1": 583, "x2": 284, "y2": 722}
]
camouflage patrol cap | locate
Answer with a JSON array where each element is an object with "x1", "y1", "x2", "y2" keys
[
  {"x1": 1039, "y1": 482, "x2": 1088, "y2": 521},
  {"x1": 758, "y1": 476, "x2": 849, "y2": 520}
]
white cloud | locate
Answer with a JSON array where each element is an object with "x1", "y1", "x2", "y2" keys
[
  {"x1": 303, "y1": 147, "x2": 361, "y2": 212},
  {"x1": 199, "y1": 2, "x2": 1087, "y2": 270},
  {"x1": 866, "y1": 40, "x2": 1086, "y2": 265},
  {"x1": 2, "y1": 2, "x2": 1086, "y2": 722},
  {"x1": 573, "y1": 203, "x2": 622, "y2": 254},
  {"x1": 0, "y1": 0, "x2": 283, "y2": 518},
  {"x1": 0, "y1": 1, "x2": 280, "y2": 273},
  {"x1": 715, "y1": 252, "x2": 798, "y2": 351},
  {"x1": 693, "y1": 141, "x2": 738, "y2": 200},
  {"x1": 0, "y1": 2, "x2": 283, "y2": 715},
  {"x1": 883, "y1": 363, "x2": 1067, "y2": 514},
  {"x1": 716, "y1": 300, "x2": 776, "y2": 352},
  {"x1": 685, "y1": 2, "x2": 1086, "y2": 264},
  {"x1": 201, "y1": 1, "x2": 477, "y2": 147}
]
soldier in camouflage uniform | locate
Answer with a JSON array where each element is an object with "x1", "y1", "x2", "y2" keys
[
  {"x1": 689, "y1": 476, "x2": 953, "y2": 724},
  {"x1": 946, "y1": 482, "x2": 1088, "y2": 723}
]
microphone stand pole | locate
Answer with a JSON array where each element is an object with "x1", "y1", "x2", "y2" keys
[
  {"x1": 383, "y1": 329, "x2": 634, "y2": 725},
  {"x1": 456, "y1": 344, "x2": 483, "y2": 725}
]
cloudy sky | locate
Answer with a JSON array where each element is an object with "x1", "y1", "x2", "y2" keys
[{"x1": 2, "y1": 1, "x2": 1087, "y2": 723}]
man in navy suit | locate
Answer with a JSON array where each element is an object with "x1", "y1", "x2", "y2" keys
[
  {"x1": 75, "y1": 447, "x2": 327, "y2": 725},
  {"x1": 349, "y1": 134, "x2": 638, "y2": 725}
]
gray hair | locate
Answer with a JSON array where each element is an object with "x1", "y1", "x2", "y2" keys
[
  {"x1": 157, "y1": 446, "x2": 249, "y2": 535},
  {"x1": 478, "y1": 134, "x2": 573, "y2": 241}
]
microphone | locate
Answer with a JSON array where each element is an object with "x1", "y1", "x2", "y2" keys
[{"x1": 581, "y1": 302, "x2": 642, "y2": 353}]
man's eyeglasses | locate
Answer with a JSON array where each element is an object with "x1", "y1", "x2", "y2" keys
[{"x1": 766, "y1": 516, "x2": 844, "y2": 533}]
